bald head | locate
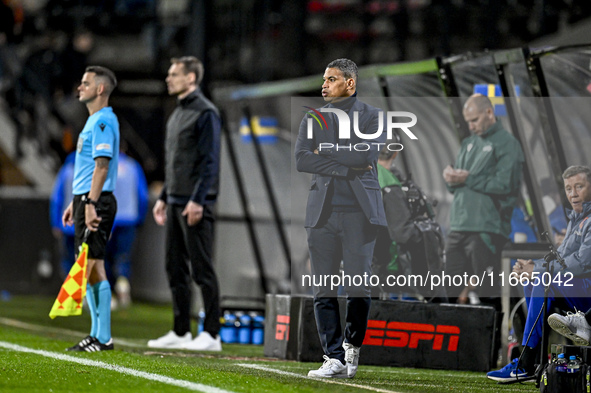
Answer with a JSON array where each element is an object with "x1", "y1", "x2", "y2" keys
[
  {"x1": 463, "y1": 94, "x2": 496, "y2": 136},
  {"x1": 464, "y1": 94, "x2": 493, "y2": 112}
]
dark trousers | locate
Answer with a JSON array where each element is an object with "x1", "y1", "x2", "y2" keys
[
  {"x1": 165, "y1": 204, "x2": 220, "y2": 337},
  {"x1": 445, "y1": 231, "x2": 506, "y2": 310},
  {"x1": 307, "y1": 210, "x2": 376, "y2": 362},
  {"x1": 446, "y1": 231, "x2": 506, "y2": 360}
]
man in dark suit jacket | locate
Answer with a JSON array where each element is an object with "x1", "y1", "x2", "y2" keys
[{"x1": 295, "y1": 58, "x2": 387, "y2": 379}]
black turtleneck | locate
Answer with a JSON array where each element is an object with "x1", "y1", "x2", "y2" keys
[{"x1": 328, "y1": 91, "x2": 357, "y2": 110}]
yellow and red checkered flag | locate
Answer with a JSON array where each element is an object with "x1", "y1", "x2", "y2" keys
[{"x1": 49, "y1": 242, "x2": 89, "y2": 319}]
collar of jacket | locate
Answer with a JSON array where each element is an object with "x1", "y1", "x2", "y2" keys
[
  {"x1": 567, "y1": 201, "x2": 591, "y2": 223},
  {"x1": 480, "y1": 119, "x2": 503, "y2": 139},
  {"x1": 327, "y1": 91, "x2": 358, "y2": 111},
  {"x1": 178, "y1": 88, "x2": 201, "y2": 107}
]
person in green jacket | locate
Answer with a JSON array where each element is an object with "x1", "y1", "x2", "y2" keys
[{"x1": 442, "y1": 94, "x2": 524, "y2": 309}]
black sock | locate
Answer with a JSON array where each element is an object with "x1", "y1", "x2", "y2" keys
[{"x1": 520, "y1": 346, "x2": 539, "y2": 375}]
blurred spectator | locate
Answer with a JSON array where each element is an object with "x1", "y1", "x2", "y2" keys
[
  {"x1": 14, "y1": 32, "x2": 67, "y2": 160},
  {"x1": 55, "y1": 29, "x2": 95, "y2": 153},
  {"x1": 391, "y1": 0, "x2": 409, "y2": 61},
  {"x1": 49, "y1": 151, "x2": 76, "y2": 277},
  {"x1": 0, "y1": 0, "x2": 21, "y2": 96},
  {"x1": 0, "y1": 0, "x2": 15, "y2": 91},
  {"x1": 568, "y1": 0, "x2": 591, "y2": 23},
  {"x1": 59, "y1": 29, "x2": 94, "y2": 96},
  {"x1": 538, "y1": 0, "x2": 565, "y2": 36},
  {"x1": 479, "y1": 0, "x2": 503, "y2": 50},
  {"x1": 423, "y1": 0, "x2": 452, "y2": 56},
  {"x1": 105, "y1": 150, "x2": 149, "y2": 309}
]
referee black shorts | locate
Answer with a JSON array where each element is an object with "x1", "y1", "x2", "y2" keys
[{"x1": 73, "y1": 192, "x2": 117, "y2": 260}]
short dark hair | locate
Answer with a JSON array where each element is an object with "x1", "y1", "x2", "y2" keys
[
  {"x1": 171, "y1": 56, "x2": 204, "y2": 85},
  {"x1": 85, "y1": 66, "x2": 117, "y2": 95},
  {"x1": 563, "y1": 165, "x2": 591, "y2": 182},
  {"x1": 326, "y1": 58, "x2": 358, "y2": 82}
]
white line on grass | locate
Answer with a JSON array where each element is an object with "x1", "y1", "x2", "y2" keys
[
  {"x1": 361, "y1": 368, "x2": 478, "y2": 378},
  {"x1": 237, "y1": 363, "x2": 403, "y2": 393},
  {"x1": 237, "y1": 364, "x2": 531, "y2": 393},
  {"x1": 0, "y1": 317, "x2": 142, "y2": 348},
  {"x1": 0, "y1": 341, "x2": 235, "y2": 393}
]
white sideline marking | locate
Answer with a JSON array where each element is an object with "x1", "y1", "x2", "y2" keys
[
  {"x1": 0, "y1": 341, "x2": 235, "y2": 393},
  {"x1": 0, "y1": 317, "x2": 142, "y2": 348},
  {"x1": 237, "y1": 363, "x2": 403, "y2": 393}
]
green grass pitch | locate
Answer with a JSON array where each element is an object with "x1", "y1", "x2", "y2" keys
[{"x1": 0, "y1": 295, "x2": 535, "y2": 392}]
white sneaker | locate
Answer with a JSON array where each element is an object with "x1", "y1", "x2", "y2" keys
[
  {"x1": 147, "y1": 331, "x2": 192, "y2": 348},
  {"x1": 343, "y1": 342, "x2": 360, "y2": 378},
  {"x1": 548, "y1": 310, "x2": 591, "y2": 346},
  {"x1": 183, "y1": 332, "x2": 222, "y2": 351},
  {"x1": 307, "y1": 355, "x2": 348, "y2": 378}
]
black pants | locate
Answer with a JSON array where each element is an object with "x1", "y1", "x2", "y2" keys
[
  {"x1": 445, "y1": 230, "x2": 506, "y2": 309},
  {"x1": 307, "y1": 210, "x2": 376, "y2": 362},
  {"x1": 165, "y1": 204, "x2": 220, "y2": 337},
  {"x1": 73, "y1": 192, "x2": 117, "y2": 260}
]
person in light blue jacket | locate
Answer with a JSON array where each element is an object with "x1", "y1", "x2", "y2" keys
[
  {"x1": 487, "y1": 165, "x2": 591, "y2": 383},
  {"x1": 105, "y1": 152, "x2": 149, "y2": 308},
  {"x1": 50, "y1": 152, "x2": 77, "y2": 276}
]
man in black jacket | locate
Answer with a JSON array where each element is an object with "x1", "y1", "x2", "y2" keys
[
  {"x1": 295, "y1": 58, "x2": 387, "y2": 378},
  {"x1": 148, "y1": 56, "x2": 222, "y2": 351}
]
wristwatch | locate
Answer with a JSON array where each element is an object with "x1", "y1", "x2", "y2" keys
[{"x1": 85, "y1": 197, "x2": 98, "y2": 207}]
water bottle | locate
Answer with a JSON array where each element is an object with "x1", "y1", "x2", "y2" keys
[
  {"x1": 251, "y1": 313, "x2": 265, "y2": 345},
  {"x1": 220, "y1": 311, "x2": 238, "y2": 343},
  {"x1": 567, "y1": 355, "x2": 580, "y2": 373},
  {"x1": 238, "y1": 312, "x2": 252, "y2": 344},
  {"x1": 556, "y1": 353, "x2": 568, "y2": 372}
]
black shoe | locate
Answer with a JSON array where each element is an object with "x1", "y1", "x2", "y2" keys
[
  {"x1": 66, "y1": 335, "x2": 97, "y2": 351},
  {"x1": 84, "y1": 338, "x2": 114, "y2": 352}
]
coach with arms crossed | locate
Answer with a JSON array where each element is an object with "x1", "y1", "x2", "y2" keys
[{"x1": 295, "y1": 58, "x2": 387, "y2": 379}]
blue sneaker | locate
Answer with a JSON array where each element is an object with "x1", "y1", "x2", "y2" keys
[{"x1": 486, "y1": 359, "x2": 536, "y2": 383}]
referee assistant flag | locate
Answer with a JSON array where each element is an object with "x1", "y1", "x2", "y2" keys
[{"x1": 49, "y1": 242, "x2": 88, "y2": 319}]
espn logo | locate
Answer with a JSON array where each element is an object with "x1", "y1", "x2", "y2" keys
[
  {"x1": 363, "y1": 320, "x2": 460, "y2": 351},
  {"x1": 275, "y1": 315, "x2": 290, "y2": 341}
]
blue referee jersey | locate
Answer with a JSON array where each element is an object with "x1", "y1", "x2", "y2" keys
[{"x1": 73, "y1": 107, "x2": 120, "y2": 195}]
